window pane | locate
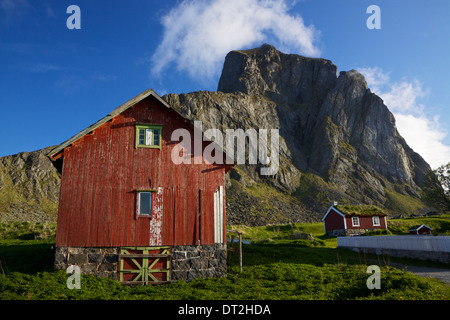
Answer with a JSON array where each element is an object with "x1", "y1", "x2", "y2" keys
[
  {"x1": 139, "y1": 129, "x2": 146, "y2": 145},
  {"x1": 373, "y1": 216, "x2": 380, "y2": 226},
  {"x1": 139, "y1": 192, "x2": 152, "y2": 215},
  {"x1": 136, "y1": 126, "x2": 161, "y2": 148},
  {"x1": 153, "y1": 129, "x2": 160, "y2": 146}
]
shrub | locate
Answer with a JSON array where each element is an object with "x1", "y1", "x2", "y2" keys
[{"x1": 363, "y1": 229, "x2": 392, "y2": 236}]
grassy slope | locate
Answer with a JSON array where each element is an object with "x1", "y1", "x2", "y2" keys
[{"x1": 387, "y1": 214, "x2": 450, "y2": 235}]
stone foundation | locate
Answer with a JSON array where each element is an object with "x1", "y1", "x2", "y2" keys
[
  {"x1": 327, "y1": 228, "x2": 383, "y2": 237},
  {"x1": 54, "y1": 243, "x2": 227, "y2": 283},
  {"x1": 171, "y1": 243, "x2": 227, "y2": 281},
  {"x1": 54, "y1": 247, "x2": 119, "y2": 280}
]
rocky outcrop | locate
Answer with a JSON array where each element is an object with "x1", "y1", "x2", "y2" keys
[
  {"x1": 0, "y1": 44, "x2": 433, "y2": 225},
  {"x1": 165, "y1": 44, "x2": 432, "y2": 223},
  {"x1": 0, "y1": 146, "x2": 60, "y2": 222}
]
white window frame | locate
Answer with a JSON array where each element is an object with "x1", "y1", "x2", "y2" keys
[
  {"x1": 136, "y1": 190, "x2": 155, "y2": 218},
  {"x1": 351, "y1": 216, "x2": 360, "y2": 227},
  {"x1": 372, "y1": 216, "x2": 380, "y2": 226}
]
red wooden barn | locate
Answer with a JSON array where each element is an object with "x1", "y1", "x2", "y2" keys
[
  {"x1": 48, "y1": 89, "x2": 233, "y2": 284},
  {"x1": 322, "y1": 204, "x2": 388, "y2": 236},
  {"x1": 408, "y1": 224, "x2": 432, "y2": 235}
]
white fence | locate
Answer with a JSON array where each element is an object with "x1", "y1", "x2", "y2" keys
[{"x1": 338, "y1": 236, "x2": 450, "y2": 253}]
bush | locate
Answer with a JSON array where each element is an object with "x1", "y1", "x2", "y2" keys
[
  {"x1": 363, "y1": 229, "x2": 392, "y2": 236},
  {"x1": 0, "y1": 222, "x2": 56, "y2": 241}
]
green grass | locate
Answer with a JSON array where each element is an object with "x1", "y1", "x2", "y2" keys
[
  {"x1": 0, "y1": 242, "x2": 448, "y2": 300},
  {"x1": 384, "y1": 189, "x2": 427, "y2": 215},
  {"x1": 229, "y1": 222, "x2": 337, "y2": 247},
  {"x1": 0, "y1": 221, "x2": 56, "y2": 241},
  {"x1": 0, "y1": 220, "x2": 449, "y2": 300},
  {"x1": 387, "y1": 214, "x2": 450, "y2": 235}
]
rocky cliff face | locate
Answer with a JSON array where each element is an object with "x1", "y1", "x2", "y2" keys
[
  {"x1": 165, "y1": 44, "x2": 432, "y2": 225},
  {"x1": 0, "y1": 44, "x2": 432, "y2": 226},
  {"x1": 0, "y1": 146, "x2": 60, "y2": 222}
]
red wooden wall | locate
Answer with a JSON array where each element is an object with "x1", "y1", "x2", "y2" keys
[
  {"x1": 324, "y1": 209, "x2": 345, "y2": 232},
  {"x1": 344, "y1": 215, "x2": 386, "y2": 230},
  {"x1": 56, "y1": 96, "x2": 227, "y2": 247},
  {"x1": 324, "y1": 208, "x2": 387, "y2": 232}
]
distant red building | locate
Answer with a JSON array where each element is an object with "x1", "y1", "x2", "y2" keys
[
  {"x1": 322, "y1": 204, "x2": 388, "y2": 236},
  {"x1": 49, "y1": 89, "x2": 233, "y2": 284},
  {"x1": 408, "y1": 224, "x2": 432, "y2": 235}
]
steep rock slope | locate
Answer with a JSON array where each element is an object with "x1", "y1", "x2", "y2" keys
[
  {"x1": 0, "y1": 44, "x2": 432, "y2": 226},
  {"x1": 165, "y1": 44, "x2": 431, "y2": 225},
  {"x1": 0, "y1": 146, "x2": 60, "y2": 223}
]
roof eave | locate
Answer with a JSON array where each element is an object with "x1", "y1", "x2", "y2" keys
[
  {"x1": 46, "y1": 89, "x2": 237, "y2": 168},
  {"x1": 47, "y1": 89, "x2": 173, "y2": 159}
]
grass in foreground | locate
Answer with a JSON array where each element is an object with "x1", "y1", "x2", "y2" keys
[
  {"x1": 0, "y1": 240, "x2": 449, "y2": 300},
  {"x1": 0, "y1": 219, "x2": 449, "y2": 300},
  {"x1": 1, "y1": 261, "x2": 448, "y2": 300}
]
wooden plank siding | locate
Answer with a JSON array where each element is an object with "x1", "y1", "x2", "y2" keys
[
  {"x1": 323, "y1": 208, "x2": 345, "y2": 233},
  {"x1": 344, "y1": 215, "x2": 386, "y2": 230},
  {"x1": 55, "y1": 95, "x2": 227, "y2": 248}
]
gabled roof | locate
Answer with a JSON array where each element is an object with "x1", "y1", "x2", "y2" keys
[
  {"x1": 48, "y1": 89, "x2": 171, "y2": 158},
  {"x1": 322, "y1": 206, "x2": 345, "y2": 221},
  {"x1": 47, "y1": 89, "x2": 234, "y2": 167},
  {"x1": 408, "y1": 224, "x2": 432, "y2": 231}
]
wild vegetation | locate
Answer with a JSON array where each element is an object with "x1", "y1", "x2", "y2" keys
[
  {"x1": 0, "y1": 217, "x2": 449, "y2": 300},
  {"x1": 387, "y1": 214, "x2": 450, "y2": 236}
]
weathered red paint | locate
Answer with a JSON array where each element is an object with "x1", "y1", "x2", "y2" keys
[{"x1": 55, "y1": 95, "x2": 228, "y2": 247}]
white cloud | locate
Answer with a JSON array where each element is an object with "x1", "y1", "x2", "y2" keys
[
  {"x1": 359, "y1": 67, "x2": 450, "y2": 169},
  {"x1": 29, "y1": 63, "x2": 60, "y2": 73},
  {"x1": 151, "y1": 0, "x2": 321, "y2": 82}
]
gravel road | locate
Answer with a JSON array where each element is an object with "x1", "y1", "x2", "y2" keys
[{"x1": 398, "y1": 264, "x2": 450, "y2": 284}]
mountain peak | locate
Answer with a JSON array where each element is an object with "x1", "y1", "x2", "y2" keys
[
  {"x1": 167, "y1": 45, "x2": 433, "y2": 223},
  {"x1": 218, "y1": 44, "x2": 338, "y2": 107}
]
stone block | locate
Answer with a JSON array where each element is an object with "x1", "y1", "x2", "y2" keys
[
  {"x1": 88, "y1": 253, "x2": 102, "y2": 263},
  {"x1": 68, "y1": 253, "x2": 87, "y2": 265}
]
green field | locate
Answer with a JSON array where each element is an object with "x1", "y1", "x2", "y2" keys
[{"x1": 0, "y1": 217, "x2": 449, "y2": 300}]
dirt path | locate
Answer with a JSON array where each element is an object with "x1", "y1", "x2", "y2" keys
[
  {"x1": 395, "y1": 264, "x2": 450, "y2": 284},
  {"x1": 366, "y1": 258, "x2": 450, "y2": 284}
]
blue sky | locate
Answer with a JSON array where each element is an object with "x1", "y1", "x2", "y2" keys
[{"x1": 0, "y1": 0, "x2": 449, "y2": 168}]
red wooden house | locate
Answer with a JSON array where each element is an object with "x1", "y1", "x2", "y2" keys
[
  {"x1": 322, "y1": 204, "x2": 388, "y2": 236},
  {"x1": 49, "y1": 89, "x2": 233, "y2": 284},
  {"x1": 408, "y1": 224, "x2": 432, "y2": 235}
]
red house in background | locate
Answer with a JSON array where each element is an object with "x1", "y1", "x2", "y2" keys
[
  {"x1": 408, "y1": 224, "x2": 432, "y2": 235},
  {"x1": 48, "y1": 89, "x2": 233, "y2": 284},
  {"x1": 322, "y1": 204, "x2": 388, "y2": 236}
]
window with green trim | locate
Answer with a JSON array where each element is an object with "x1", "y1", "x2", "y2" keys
[{"x1": 135, "y1": 125, "x2": 162, "y2": 149}]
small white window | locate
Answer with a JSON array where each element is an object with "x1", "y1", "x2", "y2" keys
[
  {"x1": 352, "y1": 217, "x2": 360, "y2": 227},
  {"x1": 372, "y1": 216, "x2": 380, "y2": 226},
  {"x1": 137, "y1": 191, "x2": 152, "y2": 217}
]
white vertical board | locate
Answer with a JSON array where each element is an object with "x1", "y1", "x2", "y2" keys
[
  {"x1": 145, "y1": 129, "x2": 153, "y2": 146},
  {"x1": 214, "y1": 186, "x2": 224, "y2": 243}
]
